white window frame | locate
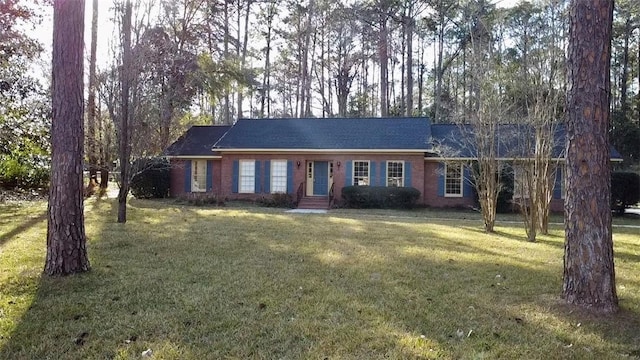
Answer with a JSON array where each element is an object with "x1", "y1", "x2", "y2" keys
[
  {"x1": 191, "y1": 160, "x2": 207, "y2": 192},
  {"x1": 239, "y1": 160, "x2": 255, "y2": 193},
  {"x1": 270, "y1": 160, "x2": 287, "y2": 194},
  {"x1": 352, "y1": 160, "x2": 370, "y2": 186},
  {"x1": 444, "y1": 162, "x2": 463, "y2": 197},
  {"x1": 386, "y1": 161, "x2": 404, "y2": 187}
]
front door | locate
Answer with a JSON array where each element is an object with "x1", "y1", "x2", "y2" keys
[{"x1": 313, "y1": 161, "x2": 329, "y2": 196}]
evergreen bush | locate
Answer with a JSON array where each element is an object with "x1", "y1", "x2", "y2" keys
[
  {"x1": 611, "y1": 171, "x2": 640, "y2": 214},
  {"x1": 130, "y1": 158, "x2": 171, "y2": 199},
  {"x1": 258, "y1": 193, "x2": 295, "y2": 208},
  {"x1": 341, "y1": 186, "x2": 421, "y2": 209},
  {"x1": 0, "y1": 154, "x2": 50, "y2": 190}
]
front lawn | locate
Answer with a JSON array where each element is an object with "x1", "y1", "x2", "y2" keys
[{"x1": 0, "y1": 198, "x2": 638, "y2": 359}]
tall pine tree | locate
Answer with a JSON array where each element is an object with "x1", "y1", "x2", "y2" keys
[
  {"x1": 46, "y1": 0, "x2": 90, "y2": 275},
  {"x1": 563, "y1": 0, "x2": 618, "y2": 313}
]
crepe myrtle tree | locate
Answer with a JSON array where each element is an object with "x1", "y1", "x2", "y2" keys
[
  {"x1": 509, "y1": 129, "x2": 561, "y2": 242},
  {"x1": 510, "y1": 90, "x2": 564, "y2": 242},
  {"x1": 431, "y1": 117, "x2": 509, "y2": 234}
]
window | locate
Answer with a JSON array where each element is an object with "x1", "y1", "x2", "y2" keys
[
  {"x1": 271, "y1": 160, "x2": 287, "y2": 193},
  {"x1": 239, "y1": 160, "x2": 255, "y2": 193},
  {"x1": 353, "y1": 161, "x2": 369, "y2": 185},
  {"x1": 387, "y1": 161, "x2": 404, "y2": 187},
  {"x1": 445, "y1": 163, "x2": 463, "y2": 197},
  {"x1": 191, "y1": 160, "x2": 207, "y2": 192}
]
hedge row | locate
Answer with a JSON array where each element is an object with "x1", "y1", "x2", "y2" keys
[{"x1": 341, "y1": 186, "x2": 420, "y2": 209}]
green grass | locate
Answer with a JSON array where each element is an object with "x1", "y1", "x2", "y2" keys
[
  {"x1": 0, "y1": 198, "x2": 639, "y2": 359},
  {"x1": 331, "y1": 206, "x2": 640, "y2": 227}
]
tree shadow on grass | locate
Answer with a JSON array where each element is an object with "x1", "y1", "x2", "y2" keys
[
  {"x1": 1, "y1": 200, "x2": 639, "y2": 359},
  {"x1": 459, "y1": 225, "x2": 533, "y2": 243},
  {"x1": 536, "y1": 227, "x2": 640, "y2": 264},
  {"x1": 0, "y1": 209, "x2": 47, "y2": 248}
]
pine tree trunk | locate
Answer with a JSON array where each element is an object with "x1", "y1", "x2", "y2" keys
[
  {"x1": 260, "y1": 2, "x2": 274, "y2": 118},
  {"x1": 406, "y1": 17, "x2": 414, "y2": 116},
  {"x1": 434, "y1": 17, "x2": 444, "y2": 122},
  {"x1": 100, "y1": 104, "x2": 110, "y2": 190},
  {"x1": 223, "y1": 1, "x2": 231, "y2": 123},
  {"x1": 46, "y1": 0, "x2": 90, "y2": 276},
  {"x1": 620, "y1": 17, "x2": 630, "y2": 113},
  {"x1": 238, "y1": 0, "x2": 252, "y2": 119},
  {"x1": 118, "y1": 0, "x2": 132, "y2": 223},
  {"x1": 563, "y1": 0, "x2": 617, "y2": 313},
  {"x1": 378, "y1": 19, "x2": 389, "y2": 117},
  {"x1": 87, "y1": 0, "x2": 98, "y2": 185},
  {"x1": 100, "y1": 168, "x2": 109, "y2": 189}
]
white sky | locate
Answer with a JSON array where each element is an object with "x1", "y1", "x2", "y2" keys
[{"x1": 29, "y1": 1, "x2": 116, "y2": 79}]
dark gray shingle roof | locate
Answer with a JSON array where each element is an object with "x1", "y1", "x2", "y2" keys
[
  {"x1": 429, "y1": 124, "x2": 622, "y2": 159},
  {"x1": 163, "y1": 125, "x2": 231, "y2": 156},
  {"x1": 213, "y1": 117, "x2": 432, "y2": 150},
  {"x1": 162, "y1": 120, "x2": 622, "y2": 160}
]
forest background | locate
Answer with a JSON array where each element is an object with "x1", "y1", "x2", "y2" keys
[{"x1": 1, "y1": 0, "x2": 639, "y2": 192}]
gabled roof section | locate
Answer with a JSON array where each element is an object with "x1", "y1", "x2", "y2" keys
[
  {"x1": 163, "y1": 125, "x2": 231, "y2": 156},
  {"x1": 429, "y1": 123, "x2": 623, "y2": 160},
  {"x1": 213, "y1": 117, "x2": 432, "y2": 151}
]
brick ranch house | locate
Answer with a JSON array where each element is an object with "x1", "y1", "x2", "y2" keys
[{"x1": 163, "y1": 117, "x2": 622, "y2": 210}]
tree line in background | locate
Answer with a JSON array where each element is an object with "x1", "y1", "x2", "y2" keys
[
  {"x1": 1, "y1": 0, "x2": 639, "y2": 195},
  {"x1": 93, "y1": 0, "x2": 640, "y2": 162}
]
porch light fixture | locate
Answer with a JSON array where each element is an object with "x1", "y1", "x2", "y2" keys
[
  {"x1": 337, "y1": 161, "x2": 341, "y2": 169},
  {"x1": 297, "y1": 161, "x2": 301, "y2": 168}
]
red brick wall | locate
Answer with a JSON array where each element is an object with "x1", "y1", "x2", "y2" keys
[
  {"x1": 169, "y1": 159, "x2": 186, "y2": 197},
  {"x1": 423, "y1": 160, "x2": 565, "y2": 212},
  {"x1": 172, "y1": 156, "x2": 564, "y2": 211},
  {"x1": 423, "y1": 161, "x2": 476, "y2": 208},
  {"x1": 219, "y1": 153, "x2": 428, "y2": 203},
  {"x1": 213, "y1": 159, "x2": 222, "y2": 195},
  {"x1": 169, "y1": 158, "x2": 223, "y2": 197},
  {"x1": 172, "y1": 155, "x2": 487, "y2": 208},
  {"x1": 550, "y1": 198, "x2": 563, "y2": 213}
]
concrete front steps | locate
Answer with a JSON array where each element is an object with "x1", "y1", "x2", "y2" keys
[{"x1": 297, "y1": 196, "x2": 330, "y2": 210}]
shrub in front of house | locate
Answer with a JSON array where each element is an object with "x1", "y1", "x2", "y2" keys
[
  {"x1": 258, "y1": 193, "x2": 295, "y2": 208},
  {"x1": 341, "y1": 186, "x2": 421, "y2": 209},
  {"x1": 611, "y1": 171, "x2": 640, "y2": 215},
  {"x1": 130, "y1": 157, "x2": 171, "y2": 199},
  {"x1": 181, "y1": 193, "x2": 223, "y2": 206}
]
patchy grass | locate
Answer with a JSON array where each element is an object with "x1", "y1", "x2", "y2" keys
[{"x1": 0, "y1": 198, "x2": 638, "y2": 359}]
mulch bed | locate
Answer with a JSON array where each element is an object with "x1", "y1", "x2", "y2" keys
[{"x1": 0, "y1": 189, "x2": 48, "y2": 203}]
